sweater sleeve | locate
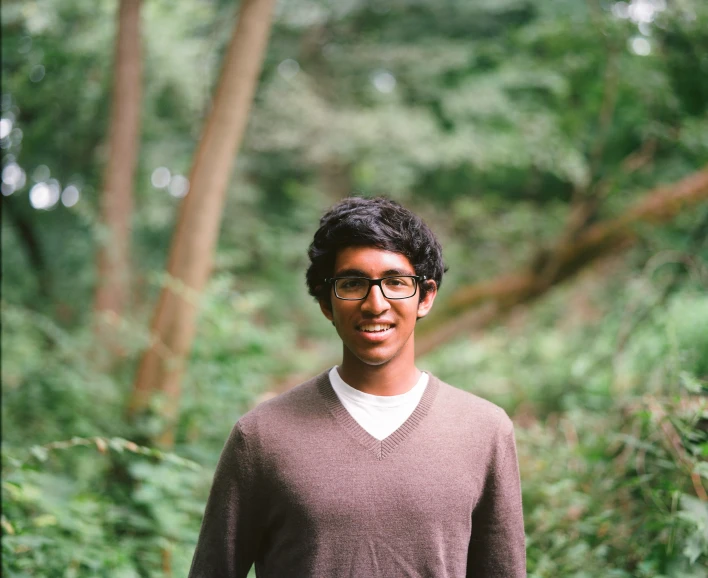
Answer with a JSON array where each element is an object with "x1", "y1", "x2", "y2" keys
[
  {"x1": 467, "y1": 417, "x2": 526, "y2": 577},
  {"x1": 188, "y1": 422, "x2": 262, "y2": 578}
]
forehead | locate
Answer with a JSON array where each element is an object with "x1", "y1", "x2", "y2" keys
[{"x1": 333, "y1": 246, "x2": 415, "y2": 276}]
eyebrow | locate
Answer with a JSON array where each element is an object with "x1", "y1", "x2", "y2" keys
[{"x1": 334, "y1": 268, "x2": 414, "y2": 277}]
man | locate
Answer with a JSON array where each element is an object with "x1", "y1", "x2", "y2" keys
[{"x1": 189, "y1": 197, "x2": 526, "y2": 577}]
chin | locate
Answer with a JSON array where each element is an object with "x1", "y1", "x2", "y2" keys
[
  {"x1": 350, "y1": 348, "x2": 398, "y2": 367},
  {"x1": 357, "y1": 356, "x2": 391, "y2": 367}
]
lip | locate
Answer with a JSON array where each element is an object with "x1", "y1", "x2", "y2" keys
[{"x1": 356, "y1": 324, "x2": 395, "y2": 343}]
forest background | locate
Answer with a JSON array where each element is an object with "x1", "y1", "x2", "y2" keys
[{"x1": 2, "y1": 0, "x2": 707, "y2": 576}]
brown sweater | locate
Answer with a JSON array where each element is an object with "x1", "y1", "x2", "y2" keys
[{"x1": 189, "y1": 371, "x2": 526, "y2": 577}]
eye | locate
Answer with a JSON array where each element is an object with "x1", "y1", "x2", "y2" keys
[
  {"x1": 383, "y1": 277, "x2": 412, "y2": 287},
  {"x1": 339, "y1": 278, "x2": 366, "y2": 290}
]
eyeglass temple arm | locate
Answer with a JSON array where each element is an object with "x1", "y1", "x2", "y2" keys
[{"x1": 324, "y1": 275, "x2": 428, "y2": 283}]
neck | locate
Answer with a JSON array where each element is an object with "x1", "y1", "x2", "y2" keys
[{"x1": 338, "y1": 348, "x2": 421, "y2": 396}]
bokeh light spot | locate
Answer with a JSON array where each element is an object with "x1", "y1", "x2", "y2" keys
[
  {"x1": 612, "y1": 2, "x2": 629, "y2": 19},
  {"x1": 0, "y1": 118, "x2": 12, "y2": 139},
  {"x1": 371, "y1": 70, "x2": 396, "y2": 94},
  {"x1": 29, "y1": 65, "x2": 45, "y2": 83},
  {"x1": 61, "y1": 185, "x2": 80, "y2": 207},
  {"x1": 2, "y1": 162, "x2": 26, "y2": 192},
  {"x1": 629, "y1": 36, "x2": 651, "y2": 56},
  {"x1": 32, "y1": 164, "x2": 50, "y2": 182},
  {"x1": 29, "y1": 181, "x2": 60, "y2": 209},
  {"x1": 168, "y1": 174, "x2": 189, "y2": 198},
  {"x1": 151, "y1": 166, "x2": 171, "y2": 188},
  {"x1": 278, "y1": 59, "x2": 300, "y2": 80},
  {"x1": 628, "y1": 0, "x2": 656, "y2": 23},
  {"x1": 613, "y1": 0, "x2": 666, "y2": 22},
  {"x1": 18, "y1": 36, "x2": 32, "y2": 54}
]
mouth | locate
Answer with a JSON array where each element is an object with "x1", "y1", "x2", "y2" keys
[
  {"x1": 357, "y1": 323, "x2": 394, "y2": 333},
  {"x1": 356, "y1": 323, "x2": 395, "y2": 342}
]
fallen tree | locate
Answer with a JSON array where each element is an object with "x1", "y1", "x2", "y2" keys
[
  {"x1": 269, "y1": 166, "x2": 708, "y2": 395},
  {"x1": 415, "y1": 166, "x2": 708, "y2": 356}
]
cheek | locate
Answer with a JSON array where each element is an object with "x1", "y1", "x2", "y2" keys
[
  {"x1": 396, "y1": 305, "x2": 418, "y2": 328},
  {"x1": 331, "y1": 305, "x2": 352, "y2": 328}
]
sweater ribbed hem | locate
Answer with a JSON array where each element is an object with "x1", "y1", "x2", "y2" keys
[{"x1": 316, "y1": 372, "x2": 440, "y2": 460}]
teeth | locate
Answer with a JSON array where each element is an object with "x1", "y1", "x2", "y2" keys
[{"x1": 360, "y1": 324, "x2": 392, "y2": 332}]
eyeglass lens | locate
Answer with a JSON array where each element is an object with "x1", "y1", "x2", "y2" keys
[{"x1": 335, "y1": 277, "x2": 416, "y2": 299}]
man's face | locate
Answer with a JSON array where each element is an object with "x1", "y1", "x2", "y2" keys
[{"x1": 320, "y1": 246, "x2": 437, "y2": 373}]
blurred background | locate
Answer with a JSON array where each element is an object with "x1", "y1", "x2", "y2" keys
[{"x1": 2, "y1": 0, "x2": 707, "y2": 576}]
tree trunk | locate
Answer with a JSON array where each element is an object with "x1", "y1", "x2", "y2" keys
[
  {"x1": 128, "y1": 0, "x2": 277, "y2": 447},
  {"x1": 94, "y1": 0, "x2": 143, "y2": 350}
]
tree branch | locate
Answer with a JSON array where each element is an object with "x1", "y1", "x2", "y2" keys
[
  {"x1": 268, "y1": 168, "x2": 708, "y2": 397},
  {"x1": 415, "y1": 167, "x2": 708, "y2": 356}
]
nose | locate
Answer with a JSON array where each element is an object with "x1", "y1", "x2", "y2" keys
[{"x1": 361, "y1": 284, "x2": 391, "y2": 316}]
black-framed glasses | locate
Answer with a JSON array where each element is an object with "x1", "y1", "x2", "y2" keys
[{"x1": 324, "y1": 276, "x2": 426, "y2": 301}]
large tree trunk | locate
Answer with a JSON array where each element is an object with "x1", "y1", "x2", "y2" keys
[
  {"x1": 128, "y1": 0, "x2": 277, "y2": 447},
  {"x1": 94, "y1": 0, "x2": 142, "y2": 349}
]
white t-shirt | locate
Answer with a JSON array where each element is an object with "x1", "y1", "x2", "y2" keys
[{"x1": 328, "y1": 366, "x2": 429, "y2": 441}]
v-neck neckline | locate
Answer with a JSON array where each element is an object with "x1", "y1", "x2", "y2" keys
[{"x1": 316, "y1": 372, "x2": 439, "y2": 460}]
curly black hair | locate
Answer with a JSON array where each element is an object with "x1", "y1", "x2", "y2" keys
[{"x1": 306, "y1": 197, "x2": 446, "y2": 306}]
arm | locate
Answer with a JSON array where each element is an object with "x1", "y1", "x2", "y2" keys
[
  {"x1": 189, "y1": 422, "x2": 262, "y2": 578},
  {"x1": 467, "y1": 418, "x2": 526, "y2": 577}
]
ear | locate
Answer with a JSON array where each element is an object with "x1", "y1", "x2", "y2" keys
[
  {"x1": 319, "y1": 299, "x2": 334, "y2": 322},
  {"x1": 417, "y1": 280, "x2": 437, "y2": 319}
]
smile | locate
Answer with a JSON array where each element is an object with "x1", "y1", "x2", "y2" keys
[{"x1": 358, "y1": 324, "x2": 393, "y2": 333}]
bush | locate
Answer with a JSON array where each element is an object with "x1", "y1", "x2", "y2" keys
[{"x1": 425, "y1": 277, "x2": 708, "y2": 576}]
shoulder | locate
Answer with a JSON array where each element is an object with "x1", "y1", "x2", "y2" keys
[
  {"x1": 428, "y1": 373, "x2": 514, "y2": 435},
  {"x1": 236, "y1": 371, "x2": 329, "y2": 437}
]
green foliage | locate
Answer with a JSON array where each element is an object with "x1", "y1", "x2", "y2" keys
[
  {"x1": 2, "y1": 437, "x2": 208, "y2": 578},
  {"x1": 425, "y1": 273, "x2": 708, "y2": 576},
  {"x1": 2, "y1": 303, "x2": 123, "y2": 443},
  {"x1": 518, "y1": 393, "x2": 708, "y2": 578},
  {"x1": 3, "y1": 0, "x2": 708, "y2": 576}
]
